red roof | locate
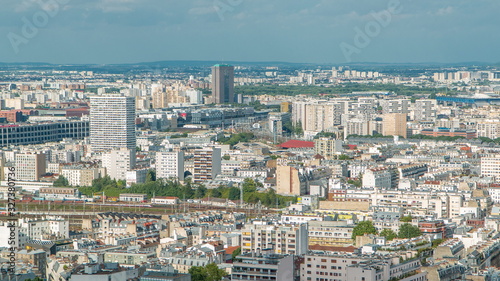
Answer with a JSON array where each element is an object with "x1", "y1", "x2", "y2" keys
[
  {"x1": 279, "y1": 140, "x2": 315, "y2": 149},
  {"x1": 225, "y1": 246, "x2": 240, "y2": 255}
]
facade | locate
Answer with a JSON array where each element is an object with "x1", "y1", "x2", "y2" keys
[
  {"x1": 15, "y1": 152, "x2": 46, "y2": 181},
  {"x1": 383, "y1": 113, "x2": 408, "y2": 138},
  {"x1": 420, "y1": 128, "x2": 477, "y2": 139},
  {"x1": 477, "y1": 119, "x2": 500, "y2": 139},
  {"x1": 0, "y1": 121, "x2": 89, "y2": 147},
  {"x1": 156, "y1": 151, "x2": 185, "y2": 180},
  {"x1": 119, "y1": 193, "x2": 147, "y2": 202},
  {"x1": 308, "y1": 220, "x2": 354, "y2": 246},
  {"x1": 192, "y1": 147, "x2": 221, "y2": 183},
  {"x1": 90, "y1": 95, "x2": 136, "y2": 152},
  {"x1": 231, "y1": 254, "x2": 295, "y2": 281},
  {"x1": 102, "y1": 148, "x2": 136, "y2": 180},
  {"x1": 314, "y1": 138, "x2": 343, "y2": 159},
  {"x1": 276, "y1": 165, "x2": 308, "y2": 196},
  {"x1": 300, "y1": 253, "x2": 427, "y2": 281},
  {"x1": 60, "y1": 164, "x2": 100, "y2": 186},
  {"x1": 363, "y1": 168, "x2": 392, "y2": 189},
  {"x1": 211, "y1": 64, "x2": 235, "y2": 104},
  {"x1": 480, "y1": 155, "x2": 500, "y2": 177},
  {"x1": 241, "y1": 224, "x2": 308, "y2": 255},
  {"x1": 39, "y1": 187, "x2": 81, "y2": 200}
]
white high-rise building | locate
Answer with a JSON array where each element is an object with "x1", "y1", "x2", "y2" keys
[
  {"x1": 90, "y1": 96, "x2": 136, "y2": 152},
  {"x1": 156, "y1": 151, "x2": 185, "y2": 180},
  {"x1": 102, "y1": 148, "x2": 136, "y2": 180}
]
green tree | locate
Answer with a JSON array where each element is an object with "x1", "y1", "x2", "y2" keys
[
  {"x1": 210, "y1": 188, "x2": 222, "y2": 198},
  {"x1": 188, "y1": 263, "x2": 227, "y2": 281},
  {"x1": 338, "y1": 154, "x2": 350, "y2": 160},
  {"x1": 242, "y1": 178, "x2": 258, "y2": 193},
  {"x1": 146, "y1": 170, "x2": 156, "y2": 183},
  {"x1": 205, "y1": 263, "x2": 227, "y2": 281},
  {"x1": 54, "y1": 175, "x2": 69, "y2": 187},
  {"x1": 222, "y1": 155, "x2": 230, "y2": 160},
  {"x1": 352, "y1": 221, "x2": 378, "y2": 239},
  {"x1": 400, "y1": 215, "x2": 413, "y2": 222},
  {"x1": 228, "y1": 187, "x2": 240, "y2": 200},
  {"x1": 231, "y1": 247, "x2": 242, "y2": 261},
  {"x1": 194, "y1": 185, "x2": 207, "y2": 199},
  {"x1": 380, "y1": 229, "x2": 397, "y2": 241},
  {"x1": 398, "y1": 223, "x2": 421, "y2": 239}
]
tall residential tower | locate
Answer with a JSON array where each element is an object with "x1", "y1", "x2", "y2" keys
[{"x1": 90, "y1": 96, "x2": 136, "y2": 152}]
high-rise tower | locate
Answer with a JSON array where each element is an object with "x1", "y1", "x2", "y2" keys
[
  {"x1": 90, "y1": 95, "x2": 136, "y2": 152},
  {"x1": 211, "y1": 64, "x2": 234, "y2": 104}
]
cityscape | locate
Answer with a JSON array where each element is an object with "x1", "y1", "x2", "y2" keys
[{"x1": 2, "y1": 1, "x2": 500, "y2": 281}]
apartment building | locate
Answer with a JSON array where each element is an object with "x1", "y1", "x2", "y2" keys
[
  {"x1": 192, "y1": 147, "x2": 221, "y2": 183},
  {"x1": 155, "y1": 151, "x2": 184, "y2": 180},
  {"x1": 231, "y1": 254, "x2": 295, "y2": 281},
  {"x1": 15, "y1": 152, "x2": 46, "y2": 181},
  {"x1": 314, "y1": 138, "x2": 343, "y2": 159},
  {"x1": 90, "y1": 95, "x2": 136, "y2": 152},
  {"x1": 308, "y1": 220, "x2": 354, "y2": 247},
  {"x1": 60, "y1": 163, "x2": 101, "y2": 186},
  {"x1": 276, "y1": 165, "x2": 308, "y2": 196},
  {"x1": 102, "y1": 148, "x2": 136, "y2": 180},
  {"x1": 382, "y1": 113, "x2": 408, "y2": 138},
  {"x1": 300, "y1": 252, "x2": 427, "y2": 281},
  {"x1": 241, "y1": 223, "x2": 308, "y2": 255}
]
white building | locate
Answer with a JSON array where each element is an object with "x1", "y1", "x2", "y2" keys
[
  {"x1": 481, "y1": 155, "x2": 500, "y2": 178},
  {"x1": 363, "y1": 168, "x2": 392, "y2": 189},
  {"x1": 102, "y1": 148, "x2": 136, "y2": 180},
  {"x1": 155, "y1": 151, "x2": 184, "y2": 180},
  {"x1": 90, "y1": 95, "x2": 136, "y2": 152}
]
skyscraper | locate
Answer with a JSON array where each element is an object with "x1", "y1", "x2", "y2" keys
[
  {"x1": 211, "y1": 64, "x2": 234, "y2": 104},
  {"x1": 90, "y1": 96, "x2": 136, "y2": 152}
]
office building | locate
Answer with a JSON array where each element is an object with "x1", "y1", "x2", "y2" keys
[
  {"x1": 211, "y1": 64, "x2": 235, "y2": 104},
  {"x1": 90, "y1": 96, "x2": 136, "y2": 152},
  {"x1": 15, "y1": 152, "x2": 46, "y2": 181}
]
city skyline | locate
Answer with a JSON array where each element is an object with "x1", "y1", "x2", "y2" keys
[{"x1": 1, "y1": 0, "x2": 499, "y2": 64}]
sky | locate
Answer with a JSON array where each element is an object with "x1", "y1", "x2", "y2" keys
[{"x1": 1, "y1": 0, "x2": 499, "y2": 65}]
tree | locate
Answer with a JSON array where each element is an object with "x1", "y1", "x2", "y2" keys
[
  {"x1": 54, "y1": 175, "x2": 69, "y2": 187},
  {"x1": 146, "y1": 170, "x2": 156, "y2": 183},
  {"x1": 380, "y1": 229, "x2": 397, "y2": 241},
  {"x1": 205, "y1": 263, "x2": 227, "y2": 281},
  {"x1": 231, "y1": 247, "x2": 242, "y2": 261},
  {"x1": 242, "y1": 178, "x2": 258, "y2": 193},
  {"x1": 194, "y1": 185, "x2": 207, "y2": 199},
  {"x1": 222, "y1": 155, "x2": 230, "y2": 160},
  {"x1": 398, "y1": 223, "x2": 421, "y2": 239},
  {"x1": 400, "y1": 215, "x2": 413, "y2": 222},
  {"x1": 338, "y1": 154, "x2": 350, "y2": 160},
  {"x1": 188, "y1": 263, "x2": 227, "y2": 281},
  {"x1": 352, "y1": 221, "x2": 378, "y2": 239},
  {"x1": 228, "y1": 187, "x2": 240, "y2": 200},
  {"x1": 210, "y1": 188, "x2": 222, "y2": 198}
]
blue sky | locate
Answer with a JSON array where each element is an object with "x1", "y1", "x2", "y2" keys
[{"x1": 1, "y1": 0, "x2": 499, "y2": 64}]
